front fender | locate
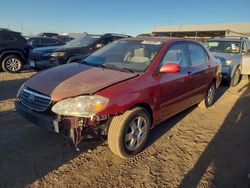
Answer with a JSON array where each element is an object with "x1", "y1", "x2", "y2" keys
[{"x1": 0, "y1": 50, "x2": 26, "y2": 62}]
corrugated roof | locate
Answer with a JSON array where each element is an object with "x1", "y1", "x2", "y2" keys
[{"x1": 149, "y1": 22, "x2": 250, "y2": 33}]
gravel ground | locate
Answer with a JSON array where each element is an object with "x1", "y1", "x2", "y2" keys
[{"x1": 0, "y1": 70, "x2": 250, "y2": 188}]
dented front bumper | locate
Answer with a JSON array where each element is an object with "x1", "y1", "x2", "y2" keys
[
  {"x1": 15, "y1": 100, "x2": 60, "y2": 132},
  {"x1": 15, "y1": 100, "x2": 108, "y2": 148}
]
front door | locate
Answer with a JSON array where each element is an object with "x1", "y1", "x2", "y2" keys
[
  {"x1": 187, "y1": 43, "x2": 213, "y2": 103},
  {"x1": 158, "y1": 43, "x2": 193, "y2": 121},
  {"x1": 241, "y1": 41, "x2": 250, "y2": 75}
]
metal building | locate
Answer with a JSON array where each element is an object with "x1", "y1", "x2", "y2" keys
[{"x1": 147, "y1": 22, "x2": 250, "y2": 41}]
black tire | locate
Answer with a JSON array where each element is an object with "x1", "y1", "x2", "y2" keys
[
  {"x1": 199, "y1": 82, "x2": 215, "y2": 108},
  {"x1": 31, "y1": 67, "x2": 41, "y2": 72},
  {"x1": 2, "y1": 55, "x2": 23, "y2": 73},
  {"x1": 108, "y1": 107, "x2": 151, "y2": 158},
  {"x1": 230, "y1": 68, "x2": 241, "y2": 87}
]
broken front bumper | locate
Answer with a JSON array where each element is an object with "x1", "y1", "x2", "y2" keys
[{"x1": 15, "y1": 100, "x2": 60, "y2": 132}]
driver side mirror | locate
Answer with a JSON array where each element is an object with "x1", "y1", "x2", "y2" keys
[
  {"x1": 96, "y1": 43, "x2": 104, "y2": 49},
  {"x1": 159, "y1": 63, "x2": 180, "y2": 73}
]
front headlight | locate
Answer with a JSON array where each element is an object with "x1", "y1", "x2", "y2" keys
[
  {"x1": 52, "y1": 95, "x2": 109, "y2": 117},
  {"x1": 224, "y1": 60, "x2": 232, "y2": 65},
  {"x1": 51, "y1": 52, "x2": 65, "y2": 57}
]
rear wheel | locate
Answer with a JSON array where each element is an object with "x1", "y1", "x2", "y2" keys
[
  {"x1": 199, "y1": 82, "x2": 215, "y2": 108},
  {"x1": 108, "y1": 107, "x2": 151, "y2": 158},
  {"x1": 2, "y1": 55, "x2": 23, "y2": 73},
  {"x1": 230, "y1": 68, "x2": 241, "y2": 87}
]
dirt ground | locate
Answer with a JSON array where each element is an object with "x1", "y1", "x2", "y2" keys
[{"x1": 0, "y1": 70, "x2": 250, "y2": 188}]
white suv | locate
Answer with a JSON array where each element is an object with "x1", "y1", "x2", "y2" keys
[{"x1": 205, "y1": 37, "x2": 250, "y2": 86}]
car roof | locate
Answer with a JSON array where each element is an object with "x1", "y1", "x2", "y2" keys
[
  {"x1": 123, "y1": 36, "x2": 195, "y2": 44},
  {"x1": 27, "y1": 36, "x2": 57, "y2": 40}
]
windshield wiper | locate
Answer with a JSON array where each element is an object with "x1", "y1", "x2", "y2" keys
[
  {"x1": 101, "y1": 64, "x2": 135, "y2": 73},
  {"x1": 81, "y1": 61, "x2": 136, "y2": 73}
]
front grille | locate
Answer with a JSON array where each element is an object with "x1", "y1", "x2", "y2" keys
[{"x1": 20, "y1": 88, "x2": 52, "y2": 112}]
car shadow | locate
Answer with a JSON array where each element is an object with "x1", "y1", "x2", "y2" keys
[
  {"x1": 0, "y1": 109, "x2": 104, "y2": 188},
  {"x1": 0, "y1": 78, "x2": 27, "y2": 101},
  {"x1": 179, "y1": 82, "x2": 250, "y2": 187},
  {"x1": 146, "y1": 85, "x2": 229, "y2": 149}
]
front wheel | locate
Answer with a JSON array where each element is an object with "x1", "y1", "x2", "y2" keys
[
  {"x1": 199, "y1": 82, "x2": 215, "y2": 108},
  {"x1": 2, "y1": 55, "x2": 23, "y2": 73},
  {"x1": 230, "y1": 68, "x2": 241, "y2": 87},
  {"x1": 108, "y1": 107, "x2": 151, "y2": 158}
]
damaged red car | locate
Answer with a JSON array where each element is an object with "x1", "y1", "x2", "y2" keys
[{"x1": 16, "y1": 37, "x2": 221, "y2": 158}]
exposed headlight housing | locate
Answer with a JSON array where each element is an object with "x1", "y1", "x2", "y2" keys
[
  {"x1": 51, "y1": 52, "x2": 66, "y2": 57},
  {"x1": 52, "y1": 95, "x2": 109, "y2": 118}
]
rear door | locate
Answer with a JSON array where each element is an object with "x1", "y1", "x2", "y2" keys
[
  {"x1": 241, "y1": 40, "x2": 250, "y2": 75},
  {"x1": 1, "y1": 32, "x2": 17, "y2": 49},
  {"x1": 158, "y1": 42, "x2": 194, "y2": 120},
  {"x1": 187, "y1": 42, "x2": 213, "y2": 103}
]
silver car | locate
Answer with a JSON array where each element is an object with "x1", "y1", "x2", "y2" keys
[{"x1": 205, "y1": 37, "x2": 250, "y2": 86}]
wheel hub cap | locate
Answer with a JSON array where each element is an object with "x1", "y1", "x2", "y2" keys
[
  {"x1": 125, "y1": 116, "x2": 148, "y2": 151},
  {"x1": 6, "y1": 58, "x2": 21, "y2": 71}
]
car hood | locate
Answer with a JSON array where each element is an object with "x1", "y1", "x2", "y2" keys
[
  {"x1": 25, "y1": 63, "x2": 138, "y2": 101},
  {"x1": 211, "y1": 52, "x2": 241, "y2": 62},
  {"x1": 32, "y1": 45, "x2": 88, "y2": 54}
]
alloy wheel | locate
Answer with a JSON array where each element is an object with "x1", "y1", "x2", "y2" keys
[
  {"x1": 6, "y1": 58, "x2": 22, "y2": 72},
  {"x1": 125, "y1": 116, "x2": 148, "y2": 151}
]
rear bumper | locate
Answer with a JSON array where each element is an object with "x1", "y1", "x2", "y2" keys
[{"x1": 15, "y1": 100, "x2": 60, "y2": 132}]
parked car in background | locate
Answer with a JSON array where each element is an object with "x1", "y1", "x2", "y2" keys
[
  {"x1": 27, "y1": 36, "x2": 65, "y2": 48},
  {"x1": 205, "y1": 37, "x2": 250, "y2": 86},
  {"x1": 137, "y1": 33, "x2": 166, "y2": 37},
  {"x1": 16, "y1": 37, "x2": 221, "y2": 158},
  {"x1": 0, "y1": 28, "x2": 31, "y2": 73},
  {"x1": 29, "y1": 33, "x2": 130, "y2": 71},
  {"x1": 52, "y1": 35, "x2": 74, "y2": 42},
  {"x1": 37, "y1": 32, "x2": 59, "y2": 38}
]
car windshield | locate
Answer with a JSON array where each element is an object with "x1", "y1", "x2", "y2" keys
[
  {"x1": 65, "y1": 35, "x2": 100, "y2": 47},
  {"x1": 205, "y1": 40, "x2": 241, "y2": 53},
  {"x1": 82, "y1": 40, "x2": 163, "y2": 73}
]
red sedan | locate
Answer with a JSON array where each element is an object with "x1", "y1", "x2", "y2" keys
[{"x1": 16, "y1": 37, "x2": 221, "y2": 158}]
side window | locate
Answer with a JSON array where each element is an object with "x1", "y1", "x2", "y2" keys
[
  {"x1": 188, "y1": 43, "x2": 208, "y2": 65},
  {"x1": 2, "y1": 32, "x2": 16, "y2": 41},
  {"x1": 42, "y1": 38, "x2": 58, "y2": 45},
  {"x1": 161, "y1": 43, "x2": 189, "y2": 68},
  {"x1": 30, "y1": 38, "x2": 40, "y2": 45},
  {"x1": 100, "y1": 37, "x2": 112, "y2": 45},
  {"x1": 242, "y1": 41, "x2": 247, "y2": 52}
]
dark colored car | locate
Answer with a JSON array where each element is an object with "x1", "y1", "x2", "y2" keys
[
  {"x1": 37, "y1": 32, "x2": 59, "y2": 38},
  {"x1": 29, "y1": 33, "x2": 130, "y2": 71},
  {"x1": 0, "y1": 28, "x2": 31, "y2": 73},
  {"x1": 27, "y1": 36, "x2": 65, "y2": 48},
  {"x1": 52, "y1": 35, "x2": 74, "y2": 42},
  {"x1": 137, "y1": 33, "x2": 166, "y2": 37},
  {"x1": 16, "y1": 37, "x2": 221, "y2": 158}
]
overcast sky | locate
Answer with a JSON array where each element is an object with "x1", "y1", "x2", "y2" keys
[{"x1": 1, "y1": 0, "x2": 250, "y2": 36}]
